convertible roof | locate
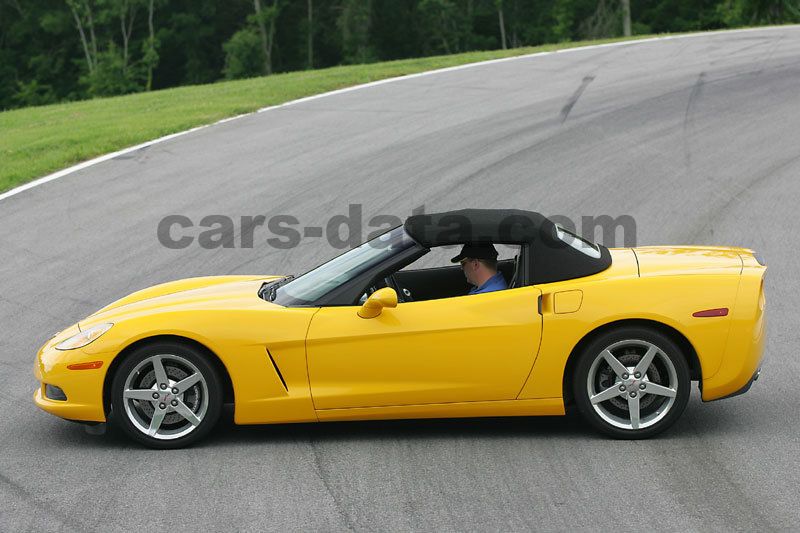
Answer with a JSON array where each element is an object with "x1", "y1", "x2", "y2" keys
[{"x1": 403, "y1": 208, "x2": 612, "y2": 284}]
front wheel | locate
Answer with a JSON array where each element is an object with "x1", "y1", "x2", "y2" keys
[
  {"x1": 573, "y1": 327, "x2": 691, "y2": 439},
  {"x1": 110, "y1": 342, "x2": 222, "y2": 449}
]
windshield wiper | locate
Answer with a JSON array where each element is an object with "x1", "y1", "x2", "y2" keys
[
  {"x1": 257, "y1": 282, "x2": 271, "y2": 300},
  {"x1": 260, "y1": 275, "x2": 294, "y2": 302}
]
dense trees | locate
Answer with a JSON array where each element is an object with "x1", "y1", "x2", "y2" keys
[{"x1": 1, "y1": 0, "x2": 797, "y2": 110}]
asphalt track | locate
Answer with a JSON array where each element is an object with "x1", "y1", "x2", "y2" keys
[{"x1": 2, "y1": 26, "x2": 800, "y2": 532}]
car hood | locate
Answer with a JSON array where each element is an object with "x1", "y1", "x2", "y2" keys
[
  {"x1": 632, "y1": 246, "x2": 749, "y2": 276},
  {"x1": 81, "y1": 275, "x2": 284, "y2": 327}
]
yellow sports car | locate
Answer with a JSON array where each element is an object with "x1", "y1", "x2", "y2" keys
[{"x1": 34, "y1": 209, "x2": 766, "y2": 448}]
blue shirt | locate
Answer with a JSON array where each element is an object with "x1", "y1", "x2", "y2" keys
[{"x1": 468, "y1": 272, "x2": 508, "y2": 295}]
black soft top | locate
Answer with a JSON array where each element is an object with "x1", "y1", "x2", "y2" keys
[{"x1": 404, "y1": 208, "x2": 612, "y2": 284}]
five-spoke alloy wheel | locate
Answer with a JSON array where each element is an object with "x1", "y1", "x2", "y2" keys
[
  {"x1": 111, "y1": 342, "x2": 222, "y2": 449},
  {"x1": 573, "y1": 327, "x2": 690, "y2": 439}
]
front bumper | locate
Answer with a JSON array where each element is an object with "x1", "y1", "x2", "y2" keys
[
  {"x1": 33, "y1": 386, "x2": 105, "y2": 422},
  {"x1": 33, "y1": 328, "x2": 110, "y2": 423}
]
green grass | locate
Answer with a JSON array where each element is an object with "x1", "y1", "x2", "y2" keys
[{"x1": 0, "y1": 33, "x2": 684, "y2": 193}]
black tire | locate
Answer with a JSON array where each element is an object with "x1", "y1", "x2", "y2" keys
[
  {"x1": 572, "y1": 326, "x2": 691, "y2": 439},
  {"x1": 110, "y1": 341, "x2": 223, "y2": 449}
]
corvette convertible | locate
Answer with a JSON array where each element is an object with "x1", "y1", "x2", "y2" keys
[{"x1": 34, "y1": 209, "x2": 766, "y2": 448}]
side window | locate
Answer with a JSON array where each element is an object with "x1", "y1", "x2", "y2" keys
[
  {"x1": 401, "y1": 244, "x2": 519, "y2": 271},
  {"x1": 400, "y1": 244, "x2": 459, "y2": 271},
  {"x1": 392, "y1": 244, "x2": 521, "y2": 302}
]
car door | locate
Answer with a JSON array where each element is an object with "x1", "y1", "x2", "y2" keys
[{"x1": 305, "y1": 285, "x2": 542, "y2": 410}]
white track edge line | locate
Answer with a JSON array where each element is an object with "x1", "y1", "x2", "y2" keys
[{"x1": 1, "y1": 24, "x2": 796, "y2": 204}]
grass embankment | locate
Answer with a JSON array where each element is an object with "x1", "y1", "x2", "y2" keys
[{"x1": 0, "y1": 34, "x2": 670, "y2": 193}]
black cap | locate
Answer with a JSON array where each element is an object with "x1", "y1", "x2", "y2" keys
[{"x1": 450, "y1": 243, "x2": 499, "y2": 263}]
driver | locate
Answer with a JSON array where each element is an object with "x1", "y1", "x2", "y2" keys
[{"x1": 451, "y1": 243, "x2": 508, "y2": 295}]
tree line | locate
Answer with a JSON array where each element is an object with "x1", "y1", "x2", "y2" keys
[{"x1": 1, "y1": 0, "x2": 798, "y2": 110}]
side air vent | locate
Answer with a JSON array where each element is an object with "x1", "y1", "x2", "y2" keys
[{"x1": 266, "y1": 348, "x2": 288, "y2": 392}]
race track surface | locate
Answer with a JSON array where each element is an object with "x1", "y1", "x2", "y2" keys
[{"x1": 2, "y1": 26, "x2": 799, "y2": 531}]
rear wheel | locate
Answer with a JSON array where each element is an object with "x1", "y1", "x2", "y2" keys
[
  {"x1": 110, "y1": 342, "x2": 222, "y2": 449},
  {"x1": 573, "y1": 327, "x2": 690, "y2": 439}
]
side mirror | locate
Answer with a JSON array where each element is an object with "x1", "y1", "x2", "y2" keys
[{"x1": 358, "y1": 287, "x2": 398, "y2": 318}]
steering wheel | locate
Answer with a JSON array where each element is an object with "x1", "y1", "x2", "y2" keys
[{"x1": 385, "y1": 274, "x2": 413, "y2": 302}]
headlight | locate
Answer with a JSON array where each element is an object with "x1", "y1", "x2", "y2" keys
[{"x1": 55, "y1": 323, "x2": 113, "y2": 351}]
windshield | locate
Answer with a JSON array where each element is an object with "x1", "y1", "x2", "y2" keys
[{"x1": 271, "y1": 226, "x2": 415, "y2": 306}]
